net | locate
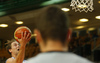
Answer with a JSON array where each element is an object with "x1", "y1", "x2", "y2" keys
[{"x1": 70, "y1": 0, "x2": 94, "y2": 13}]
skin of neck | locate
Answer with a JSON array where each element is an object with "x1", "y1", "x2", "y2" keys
[
  {"x1": 11, "y1": 52, "x2": 18, "y2": 58},
  {"x1": 39, "y1": 40, "x2": 68, "y2": 52}
]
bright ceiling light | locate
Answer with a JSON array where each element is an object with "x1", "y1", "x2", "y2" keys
[
  {"x1": 88, "y1": 28, "x2": 95, "y2": 31},
  {"x1": 79, "y1": 18, "x2": 89, "y2": 22},
  {"x1": 77, "y1": 4, "x2": 87, "y2": 8},
  {"x1": 98, "y1": 1, "x2": 100, "y2": 3},
  {"x1": 95, "y1": 16, "x2": 100, "y2": 19},
  {"x1": 15, "y1": 21, "x2": 23, "y2": 24},
  {"x1": 0, "y1": 24, "x2": 8, "y2": 27},
  {"x1": 61, "y1": 8, "x2": 70, "y2": 12},
  {"x1": 76, "y1": 26, "x2": 84, "y2": 29}
]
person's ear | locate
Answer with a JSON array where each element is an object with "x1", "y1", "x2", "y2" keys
[
  {"x1": 9, "y1": 49, "x2": 12, "y2": 53},
  {"x1": 66, "y1": 28, "x2": 72, "y2": 43},
  {"x1": 34, "y1": 29, "x2": 42, "y2": 43}
]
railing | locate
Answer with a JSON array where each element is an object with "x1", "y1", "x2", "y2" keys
[{"x1": 0, "y1": 0, "x2": 45, "y2": 11}]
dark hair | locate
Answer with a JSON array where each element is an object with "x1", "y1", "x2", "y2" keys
[
  {"x1": 5, "y1": 39, "x2": 16, "y2": 55},
  {"x1": 35, "y1": 5, "x2": 69, "y2": 45}
]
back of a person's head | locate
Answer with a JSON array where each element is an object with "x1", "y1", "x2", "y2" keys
[{"x1": 35, "y1": 5, "x2": 69, "y2": 44}]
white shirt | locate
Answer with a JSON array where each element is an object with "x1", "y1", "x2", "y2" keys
[{"x1": 26, "y1": 52, "x2": 93, "y2": 63}]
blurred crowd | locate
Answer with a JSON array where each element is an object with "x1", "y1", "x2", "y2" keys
[
  {"x1": 69, "y1": 31, "x2": 100, "y2": 62},
  {"x1": 0, "y1": 31, "x2": 100, "y2": 63}
]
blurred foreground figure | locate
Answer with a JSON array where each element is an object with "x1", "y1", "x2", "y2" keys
[{"x1": 26, "y1": 5, "x2": 93, "y2": 63}]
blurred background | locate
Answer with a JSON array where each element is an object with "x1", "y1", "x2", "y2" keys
[{"x1": 0, "y1": 0, "x2": 100, "y2": 63}]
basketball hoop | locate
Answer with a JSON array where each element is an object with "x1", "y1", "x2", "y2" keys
[{"x1": 70, "y1": 0, "x2": 94, "y2": 13}]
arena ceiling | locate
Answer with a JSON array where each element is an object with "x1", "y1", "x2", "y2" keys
[{"x1": 0, "y1": 0, "x2": 100, "y2": 40}]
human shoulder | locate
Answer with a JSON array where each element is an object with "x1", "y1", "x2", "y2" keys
[
  {"x1": 72, "y1": 54, "x2": 93, "y2": 63},
  {"x1": 26, "y1": 56, "x2": 39, "y2": 63},
  {"x1": 76, "y1": 57, "x2": 93, "y2": 63},
  {"x1": 6, "y1": 58, "x2": 15, "y2": 63},
  {"x1": 65, "y1": 53, "x2": 93, "y2": 63}
]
